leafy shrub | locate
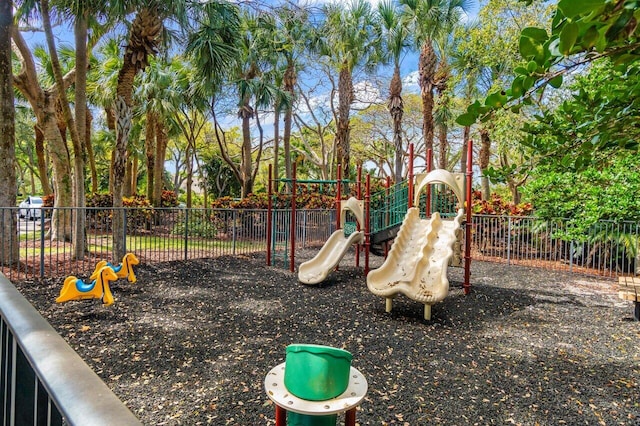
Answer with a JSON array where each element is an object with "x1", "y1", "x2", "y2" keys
[
  {"x1": 172, "y1": 210, "x2": 217, "y2": 238},
  {"x1": 472, "y1": 191, "x2": 533, "y2": 216}
]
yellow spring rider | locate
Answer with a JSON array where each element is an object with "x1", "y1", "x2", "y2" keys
[
  {"x1": 56, "y1": 266, "x2": 119, "y2": 306},
  {"x1": 56, "y1": 253, "x2": 140, "y2": 306},
  {"x1": 90, "y1": 253, "x2": 140, "y2": 283}
]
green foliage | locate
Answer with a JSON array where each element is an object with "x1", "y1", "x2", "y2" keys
[
  {"x1": 522, "y1": 155, "x2": 640, "y2": 237},
  {"x1": 458, "y1": 0, "x2": 640, "y2": 173},
  {"x1": 171, "y1": 210, "x2": 217, "y2": 238}
]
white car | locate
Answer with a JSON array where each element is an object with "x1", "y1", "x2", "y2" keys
[{"x1": 19, "y1": 196, "x2": 44, "y2": 220}]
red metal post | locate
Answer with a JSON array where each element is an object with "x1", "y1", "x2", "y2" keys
[
  {"x1": 464, "y1": 140, "x2": 473, "y2": 295},
  {"x1": 408, "y1": 144, "x2": 414, "y2": 208},
  {"x1": 356, "y1": 166, "x2": 362, "y2": 267},
  {"x1": 290, "y1": 163, "x2": 297, "y2": 273},
  {"x1": 385, "y1": 176, "x2": 391, "y2": 257},
  {"x1": 426, "y1": 148, "x2": 433, "y2": 217},
  {"x1": 336, "y1": 165, "x2": 342, "y2": 230},
  {"x1": 266, "y1": 164, "x2": 273, "y2": 266},
  {"x1": 274, "y1": 406, "x2": 286, "y2": 426},
  {"x1": 365, "y1": 174, "x2": 371, "y2": 276},
  {"x1": 345, "y1": 408, "x2": 356, "y2": 426}
]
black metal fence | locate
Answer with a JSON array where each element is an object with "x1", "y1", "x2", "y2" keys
[{"x1": 1, "y1": 207, "x2": 638, "y2": 281}]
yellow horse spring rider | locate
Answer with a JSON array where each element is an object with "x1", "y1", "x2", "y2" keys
[
  {"x1": 90, "y1": 253, "x2": 140, "y2": 283},
  {"x1": 56, "y1": 266, "x2": 118, "y2": 306}
]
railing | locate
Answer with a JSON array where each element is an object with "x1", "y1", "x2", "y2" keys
[
  {"x1": 1, "y1": 206, "x2": 638, "y2": 280},
  {"x1": 472, "y1": 215, "x2": 639, "y2": 277},
  {"x1": 0, "y1": 272, "x2": 141, "y2": 425}
]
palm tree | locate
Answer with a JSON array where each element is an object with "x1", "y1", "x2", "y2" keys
[
  {"x1": 400, "y1": 0, "x2": 472, "y2": 161},
  {"x1": 0, "y1": 0, "x2": 18, "y2": 265},
  {"x1": 318, "y1": 0, "x2": 381, "y2": 182},
  {"x1": 273, "y1": 6, "x2": 312, "y2": 182},
  {"x1": 378, "y1": 0, "x2": 411, "y2": 183}
]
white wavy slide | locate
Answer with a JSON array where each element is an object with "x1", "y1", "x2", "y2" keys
[
  {"x1": 298, "y1": 197, "x2": 365, "y2": 285},
  {"x1": 298, "y1": 230, "x2": 364, "y2": 284}
]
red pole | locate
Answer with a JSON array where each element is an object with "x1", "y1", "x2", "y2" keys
[
  {"x1": 266, "y1": 164, "x2": 273, "y2": 266},
  {"x1": 355, "y1": 166, "x2": 362, "y2": 268},
  {"x1": 426, "y1": 148, "x2": 433, "y2": 216},
  {"x1": 385, "y1": 176, "x2": 391, "y2": 257},
  {"x1": 365, "y1": 174, "x2": 371, "y2": 276},
  {"x1": 274, "y1": 406, "x2": 286, "y2": 426},
  {"x1": 408, "y1": 144, "x2": 414, "y2": 208},
  {"x1": 290, "y1": 163, "x2": 297, "y2": 273},
  {"x1": 336, "y1": 164, "x2": 342, "y2": 230},
  {"x1": 464, "y1": 140, "x2": 473, "y2": 295}
]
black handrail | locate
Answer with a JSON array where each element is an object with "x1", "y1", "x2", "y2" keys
[{"x1": 0, "y1": 272, "x2": 141, "y2": 425}]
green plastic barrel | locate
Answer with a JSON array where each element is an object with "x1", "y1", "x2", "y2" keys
[
  {"x1": 287, "y1": 411, "x2": 337, "y2": 426},
  {"x1": 284, "y1": 344, "x2": 353, "y2": 401}
]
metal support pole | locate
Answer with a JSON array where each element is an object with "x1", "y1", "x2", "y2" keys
[
  {"x1": 365, "y1": 174, "x2": 371, "y2": 276},
  {"x1": 290, "y1": 163, "x2": 297, "y2": 273},
  {"x1": 464, "y1": 140, "x2": 473, "y2": 295},
  {"x1": 184, "y1": 208, "x2": 189, "y2": 261},
  {"x1": 408, "y1": 144, "x2": 414, "y2": 209},
  {"x1": 267, "y1": 165, "x2": 273, "y2": 266},
  {"x1": 426, "y1": 148, "x2": 433, "y2": 216}
]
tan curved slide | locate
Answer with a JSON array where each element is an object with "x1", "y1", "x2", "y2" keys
[
  {"x1": 366, "y1": 207, "x2": 464, "y2": 319},
  {"x1": 298, "y1": 230, "x2": 364, "y2": 284}
]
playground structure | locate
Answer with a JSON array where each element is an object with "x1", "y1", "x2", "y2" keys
[
  {"x1": 56, "y1": 265, "x2": 119, "y2": 306},
  {"x1": 90, "y1": 252, "x2": 140, "y2": 283},
  {"x1": 298, "y1": 197, "x2": 365, "y2": 284},
  {"x1": 267, "y1": 142, "x2": 474, "y2": 319},
  {"x1": 366, "y1": 169, "x2": 465, "y2": 320}
]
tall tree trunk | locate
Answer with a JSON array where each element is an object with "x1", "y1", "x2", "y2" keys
[
  {"x1": 438, "y1": 126, "x2": 447, "y2": 170},
  {"x1": 38, "y1": 109, "x2": 73, "y2": 241},
  {"x1": 418, "y1": 40, "x2": 437, "y2": 159},
  {"x1": 124, "y1": 157, "x2": 133, "y2": 196},
  {"x1": 152, "y1": 121, "x2": 168, "y2": 207},
  {"x1": 72, "y1": 10, "x2": 88, "y2": 258},
  {"x1": 336, "y1": 65, "x2": 354, "y2": 183},
  {"x1": 113, "y1": 8, "x2": 162, "y2": 260},
  {"x1": 239, "y1": 98, "x2": 254, "y2": 198},
  {"x1": 273, "y1": 102, "x2": 280, "y2": 185},
  {"x1": 283, "y1": 62, "x2": 296, "y2": 182},
  {"x1": 34, "y1": 125, "x2": 53, "y2": 195},
  {"x1": 145, "y1": 111, "x2": 156, "y2": 203},
  {"x1": 479, "y1": 128, "x2": 491, "y2": 200},
  {"x1": 12, "y1": 27, "x2": 73, "y2": 233},
  {"x1": 131, "y1": 155, "x2": 138, "y2": 196},
  {"x1": 85, "y1": 111, "x2": 98, "y2": 193},
  {"x1": 460, "y1": 126, "x2": 470, "y2": 174},
  {"x1": 185, "y1": 142, "x2": 193, "y2": 208},
  {"x1": 0, "y1": 0, "x2": 18, "y2": 265},
  {"x1": 389, "y1": 64, "x2": 404, "y2": 184},
  {"x1": 42, "y1": 0, "x2": 86, "y2": 254}
]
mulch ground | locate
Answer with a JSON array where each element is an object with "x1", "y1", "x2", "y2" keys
[{"x1": 13, "y1": 250, "x2": 640, "y2": 425}]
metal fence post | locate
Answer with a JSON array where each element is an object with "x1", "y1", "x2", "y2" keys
[
  {"x1": 232, "y1": 210, "x2": 237, "y2": 256},
  {"x1": 507, "y1": 216, "x2": 512, "y2": 266},
  {"x1": 39, "y1": 213, "x2": 45, "y2": 279},
  {"x1": 184, "y1": 209, "x2": 189, "y2": 261},
  {"x1": 123, "y1": 209, "x2": 127, "y2": 254}
]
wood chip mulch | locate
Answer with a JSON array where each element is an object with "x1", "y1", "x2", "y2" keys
[{"x1": 13, "y1": 251, "x2": 640, "y2": 425}]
